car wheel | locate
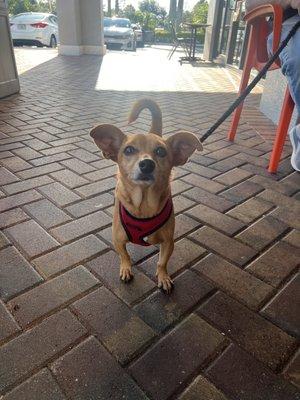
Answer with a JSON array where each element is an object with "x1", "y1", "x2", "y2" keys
[{"x1": 49, "y1": 35, "x2": 57, "y2": 48}]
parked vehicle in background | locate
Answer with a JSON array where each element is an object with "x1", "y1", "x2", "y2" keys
[
  {"x1": 131, "y1": 23, "x2": 144, "y2": 47},
  {"x1": 104, "y1": 17, "x2": 136, "y2": 51},
  {"x1": 10, "y1": 12, "x2": 58, "y2": 48}
]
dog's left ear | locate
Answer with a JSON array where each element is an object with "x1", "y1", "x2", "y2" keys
[
  {"x1": 166, "y1": 131, "x2": 203, "y2": 166},
  {"x1": 90, "y1": 124, "x2": 126, "y2": 161}
]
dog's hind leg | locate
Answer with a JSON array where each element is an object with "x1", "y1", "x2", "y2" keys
[
  {"x1": 156, "y1": 240, "x2": 174, "y2": 293},
  {"x1": 114, "y1": 240, "x2": 133, "y2": 282}
]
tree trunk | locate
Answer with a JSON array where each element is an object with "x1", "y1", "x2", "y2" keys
[
  {"x1": 107, "y1": 0, "x2": 112, "y2": 17},
  {"x1": 115, "y1": 0, "x2": 119, "y2": 15},
  {"x1": 177, "y1": 0, "x2": 184, "y2": 28},
  {"x1": 169, "y1": 0, "x2": 177, "y2": 23}
]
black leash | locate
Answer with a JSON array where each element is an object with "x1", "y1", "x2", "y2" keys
[{"x1": 200, "y1": 20, "x2": 300, "y2": 143}]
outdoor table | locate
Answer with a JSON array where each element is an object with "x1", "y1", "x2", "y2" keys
[{"x1": 180, "y1": 23, "x2": 210, "y2": 63}]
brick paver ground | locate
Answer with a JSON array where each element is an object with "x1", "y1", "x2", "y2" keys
[{"x1": 0, "y1": 47, "x2": 299, "y2": 399}]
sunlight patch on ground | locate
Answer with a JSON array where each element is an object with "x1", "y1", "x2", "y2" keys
[
  {"x1": 14, "y1": 47, "x2": 58, "y2": 74},
  {"x1": 94, "y1": 46, "x2": 263, "y2": 94}
]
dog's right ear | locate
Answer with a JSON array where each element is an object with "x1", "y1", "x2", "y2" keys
[{"x1": 90, "y1": 124, "x2": 126, "y2": 162}]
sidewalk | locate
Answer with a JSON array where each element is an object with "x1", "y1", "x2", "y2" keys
[{"x1": 0, "y1": 47, "x2": 299, "y2": 400}]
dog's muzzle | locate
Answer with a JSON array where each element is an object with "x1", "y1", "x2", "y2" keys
[{"x1": 136, "y1": 159, "x2": 155, "y2": 181}]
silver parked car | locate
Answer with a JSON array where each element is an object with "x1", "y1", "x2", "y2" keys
[
  {"x1": 10, "y1": 12, "x2": 59, "y2": 48},
  {"x1": 104, "y1": 17, "x2": 136, "y2": 51}
]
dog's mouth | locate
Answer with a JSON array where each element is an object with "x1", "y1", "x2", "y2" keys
[{"x1": 134, "y1": 173, "x2": 155, "y2": 183}]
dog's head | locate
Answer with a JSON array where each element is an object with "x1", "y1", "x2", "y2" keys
[
  {"x1": 90, "y1": 100, "x2": 202, "y2": 187},
  {"x1": 90, "y1": 125, "x2": 202, "y2": 187}
]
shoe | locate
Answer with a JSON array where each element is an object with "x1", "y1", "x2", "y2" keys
[{"x1": 289, "y1": 124, "x2": 300, "y2": 171}]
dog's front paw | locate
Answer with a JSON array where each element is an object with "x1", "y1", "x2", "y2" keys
[
  {"x1": 157, "y1": 273, "x2": 174, "y2": 294},
  {"x1": 120, "y1": 266, "x2": 133, "y2": 282}
]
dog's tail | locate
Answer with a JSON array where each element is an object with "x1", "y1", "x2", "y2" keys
[{"x1": 128, "y1": 98, "x2": 162, "y2": 136}]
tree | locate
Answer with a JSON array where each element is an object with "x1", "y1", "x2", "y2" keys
[
  {"x1": 139, "y1": 0, "x2": 166, "y2": 20},
  {"x1": 122, "y1": 4, "x2": 136, "y2": 21},
  {"x1": 191, "y1": 0, "x2": 208, "y2": 23},
  {"x1": 182, "y1": 10, "x2": 192, "y2": 24},
  {"x1": 36, "y1": 0, "x2": 56, "y2": 12},
  {"x1": 104, "y1": 0, "x2": 167, "y2": 30},
  {"x1": 133, "y1": 1, "x2": 167, "y2": 29},
  {"x1": 8, "y1": 0, "x2": 37, "y2": 15},
  {"x1": 8, "y1": 0, "x2": 56, "y2": 15}
]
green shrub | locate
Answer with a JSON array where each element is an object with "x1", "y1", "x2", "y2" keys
[{"x1": 155, "y1": 30, "x2": 205, "y2": 44}]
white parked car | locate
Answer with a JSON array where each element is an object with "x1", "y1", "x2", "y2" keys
[
  {"x1": 10, "y1": 12, "x2": 58, "y2": 48},
  {"x1": 104, "y1": 17, "x2": 136, "y2": 51}
]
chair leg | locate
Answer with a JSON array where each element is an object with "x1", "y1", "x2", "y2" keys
[
  {"x1": 167, "y1": 46, "x2": 173, "y2": 59},
  {"x1": 168, "y1": 43, "x2": 178, "y2": 60},
  {"x1": 268, "y1": 88, "x2": 294, "y2": 173},
  {"x1": 181, "y1": 42, "x2": 190, "y2": 58},
  {"x1": 228, "y1": 26, "x2": 256, "y2": 141}
]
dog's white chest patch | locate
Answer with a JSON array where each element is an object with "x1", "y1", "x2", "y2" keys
[{"x1": 131, "y1": 186, "x2": 143, "y2": 209}]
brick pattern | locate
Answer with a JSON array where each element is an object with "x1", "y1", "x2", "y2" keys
[
  {"x1": 197, "y1": 292, "x2": 297, "y2": 370},
  {"x1": 0, "y1": 310, "x2": 86, "y2": 394},
  {"x1": 130, "y1": 314, "x2": 227, "y2": 400},
  {"x1": 0, "y1": 49, "x2": 299, "y2": 399},
  {"x1": 72, "y1": 287, "x2": 156, "y2": 365},
  {"x1": 0, "y1": 247, "x2": 42, "y2": 301},
  {"x1": 0, "y1": 300, "x2": 19, "y2": 342},
  {"x1": 205, "y1": 345, "x2": 300, "y2": 400},
  {"x1": 4, "y1": 220, "x2": 59, "y2": 259},
  {"x1": 134, "y1": 270, "x2": 214, "y2": 332},
  {"x1": 261, "y1": 273, "x2": 300, "y2": 337},
  {"x1": 193, "y1": 254, "x2": 273, "y2": 310},
  {"x1": 8, "y1": 266, "x2": 99, "y2": 328},
  {"x1": 51, "y1": 336, "x2": 148, "y2": 400},
  {"x1": 179, "y1": 375, "x2": 230, "y2": 400},
  {"x1": 1, "y1": 369, "x2": 66, "y2": 400}
]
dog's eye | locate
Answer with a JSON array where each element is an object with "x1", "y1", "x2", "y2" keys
[
  {"x1": 154, "y1": 147, "x2": 167, "y2": 157},
  {"x1": 124, "y1": 146, "x2": 137, "y2": 156}
]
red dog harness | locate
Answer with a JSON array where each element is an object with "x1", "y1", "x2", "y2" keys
[{"x1": 119, "y1": 197, "x2": 173, "y2": 246}]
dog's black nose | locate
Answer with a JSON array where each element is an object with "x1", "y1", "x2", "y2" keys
[{"x1": 139, "y1": 159, "x2": 155, "y2": 174}]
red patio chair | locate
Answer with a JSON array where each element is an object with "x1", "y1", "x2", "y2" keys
[{"x1": 227, "y1": 4, "x2": 295, "y2": 173}]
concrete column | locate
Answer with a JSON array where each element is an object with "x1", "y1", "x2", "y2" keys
[
  {"x1": 0, "y1": 0, "x2": 20, "y2": 98},
  {"x1": 203, "y1": 0, "x2": 223, "y2": 61},
  {"x1": 57, "y1": 0, "x2": 106, "y2": 56},
  {"x1": 79, "y1": 0, "x2": 105, "y2": 54}
]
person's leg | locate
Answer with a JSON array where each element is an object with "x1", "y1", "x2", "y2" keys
[
  {"x1": 267, "y1": 15, "x2": 300, "y2": 170},
  {"x1": 278, "y1": 16, "x2": 300, "y2": 116}
]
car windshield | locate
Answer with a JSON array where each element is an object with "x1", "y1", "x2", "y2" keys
[
  {"x1": 104, "y1": 18, "x2": 112, "y2": 27},
  {"x1": 111, "y1": 19, "x2": 131, "y2": 28},
  {"x1": 11, "y1": 13, "x2": 47, "y2": 22}
]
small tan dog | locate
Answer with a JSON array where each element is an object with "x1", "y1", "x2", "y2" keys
[{"x1": 90, "y1": 99, "x2": 202, "y2": 293}]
